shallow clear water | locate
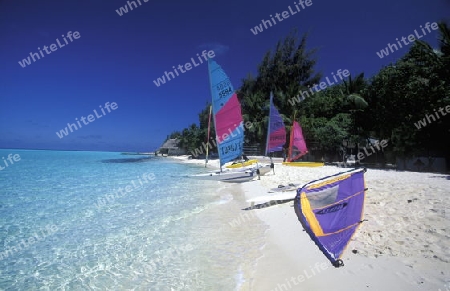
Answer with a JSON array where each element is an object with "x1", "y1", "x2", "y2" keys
[{"x1": 0, "y1": 149, "x2": 266, "y2": 290}]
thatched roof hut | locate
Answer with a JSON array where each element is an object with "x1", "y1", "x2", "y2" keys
[{"x1": 157, "y1": 138, "x2": 186, "y2": 156}]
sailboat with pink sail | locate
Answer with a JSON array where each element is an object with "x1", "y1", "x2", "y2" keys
[
  {"x1": 282, "y1": 115, "x2": 324, "y2": 167},
  {"x1": 287, "y1": 120, "x2": 308, "y2": 161}
]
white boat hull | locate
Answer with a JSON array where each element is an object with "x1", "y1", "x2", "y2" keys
[
  {"x1": 236, "y1": 163, "x2": 272, "y2": 175},
  {"x1": 189, "y1": 169, "x2": 255, "y2": 183}
]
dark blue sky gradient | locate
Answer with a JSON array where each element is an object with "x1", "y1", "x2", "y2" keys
[{"x1": 1, "y1": 0, "x2": 449, "y2": 152}]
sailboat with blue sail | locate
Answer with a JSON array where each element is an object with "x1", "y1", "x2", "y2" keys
[
  {"x1": 210, "y1": 59, "x2": 244, "y2": 167},
  {"x1": 190, "y1": 59, "x2": 255, "y2": 182}
]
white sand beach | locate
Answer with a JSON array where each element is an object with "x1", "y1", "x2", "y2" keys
[
  {"x1": 243, "y1": 162, "x2": 449, "y2": 291},
  {"x1": 171, "y1": 155, "x2": 449, "y2": 290}
]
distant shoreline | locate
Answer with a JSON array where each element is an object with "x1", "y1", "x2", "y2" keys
[{"x1": 120, "y1": 152, "x2": 155, "y2": 155}]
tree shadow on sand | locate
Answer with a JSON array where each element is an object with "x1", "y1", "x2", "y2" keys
[{"x1": 428, "y1": 175, "x2": 450, "y2": 180}]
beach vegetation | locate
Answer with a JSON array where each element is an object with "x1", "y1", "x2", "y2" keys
[
  {"x1": 166, "y1": 22, "x2": 450, "y2": 167},
  {"x1": 166, "y1": 103, "x2": 216, "y2": 155}
]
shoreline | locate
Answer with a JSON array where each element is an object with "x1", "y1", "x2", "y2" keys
[
  {"x1": 167, "y1": 156, "x2": 449, "y2": 290},
  {"x1": 166, "y1": 155, "x2": 268, "y2": 289}
]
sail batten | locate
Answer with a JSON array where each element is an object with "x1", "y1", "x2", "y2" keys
[{"x1": 208, "y1": 59, "x2": 244, "y2": 166}]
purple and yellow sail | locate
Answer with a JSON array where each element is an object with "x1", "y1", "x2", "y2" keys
[
  {"x1": 208, "y1": 59, "x2": 244, "y2": 166},
  {"x1": 293, "y1": 168, "x2": 367, "y2": 267},
  {"x1": 265, "y1": 92, "x2": 286, "y2": 156},
  {"x1": 287, "y1": 121, "x2": 308, "y2": 162}
]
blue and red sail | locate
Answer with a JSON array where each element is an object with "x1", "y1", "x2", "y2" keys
[
  {"x1": 208, "y1": 59, "x2": 244, "y2": 166},
  {"x1": 294, "y1": 168, "x2": 367, "y2": 267},
  {"x1": 265, "y1": 92, "x2": 286, "y2": 156}
]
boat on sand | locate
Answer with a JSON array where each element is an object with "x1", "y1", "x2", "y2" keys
[{"x1": 189, "y1": 59, "x2": 256, "y2": 183}]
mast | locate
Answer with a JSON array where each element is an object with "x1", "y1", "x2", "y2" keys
[
  {"x1": 288, "y1": 110, "x2": 297, "y2": 162},
  {"x1": 265, "y1": 92, "x2": 273, "y2": 157},
  {"x1": 205, "y1": 105, "x2": 212, "y2": 167},
  {"x1": 207, "y1": 59, "x2": 222, "y2": 172}
]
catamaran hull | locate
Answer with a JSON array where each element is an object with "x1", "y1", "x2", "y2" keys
[
  {"x1": 221, "y1": 172, "x2": 255, "y2": 183},
  {"x1": 237, "y1": 163, "x2": 271, "y2": 176},
  {"x1": 225, "y1": 159, "x2": 258, "y2": 169},
  {"x1": 189, "y1": 170, "x2": 255, "y2": 183},
  {"x1": 282, "y1": 162, "x2": 324, "y2": 167}
]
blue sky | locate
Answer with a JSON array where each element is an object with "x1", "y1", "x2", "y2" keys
[{"x1": 0, "y1": 0, "x2": 449, "y2": 152}]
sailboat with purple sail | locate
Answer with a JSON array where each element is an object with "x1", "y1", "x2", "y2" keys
[{"x1": 265, "y1": 92, "x2": 286, "y2": 157}]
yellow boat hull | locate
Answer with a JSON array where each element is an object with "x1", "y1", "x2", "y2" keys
[
  {"x1": 282, "y1": 162, "x2": 324, "y2": 167},
  {"x1": 225, "y1": 159, "x2": 258, "y2": 168}
]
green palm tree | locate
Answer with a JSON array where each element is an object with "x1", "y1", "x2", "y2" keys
[
  {"x1": 342, "y1": 73, "x2": 368, "y2": 107},
  {"x1": 340, "y1": 73, "x2": 368, "y2": 156},
  {"x1": 437, "y1": 22, "x2": 450, "y2": 60},
  {"x1": 416, "y1": 21, "x2": 450, "y2": 77}
]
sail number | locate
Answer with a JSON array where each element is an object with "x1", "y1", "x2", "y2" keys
[
  {"x1": 221, "y1": 141, "x2": 241, "y2": 155},
  {"x1": 216, "y1": 80, "x2": 233, "y2": 99},
  {"x1": 216, "y1": 80, "x2": 230, "y2": 91},
  {"x1": 219, "y1": 87, "x2": 233, "y2": 99}
]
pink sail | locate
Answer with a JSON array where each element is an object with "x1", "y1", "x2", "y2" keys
[
  {"x1": 288, "y1": 121, "x2": 308, "y2": 162},
  {"x1": 215, "y1": 93, "x2": 243, "y2": 144}
]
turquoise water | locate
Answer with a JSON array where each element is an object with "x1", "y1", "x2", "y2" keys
[{"x1": 0, "y1": 149, "x2": 266, "y2": 290}]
